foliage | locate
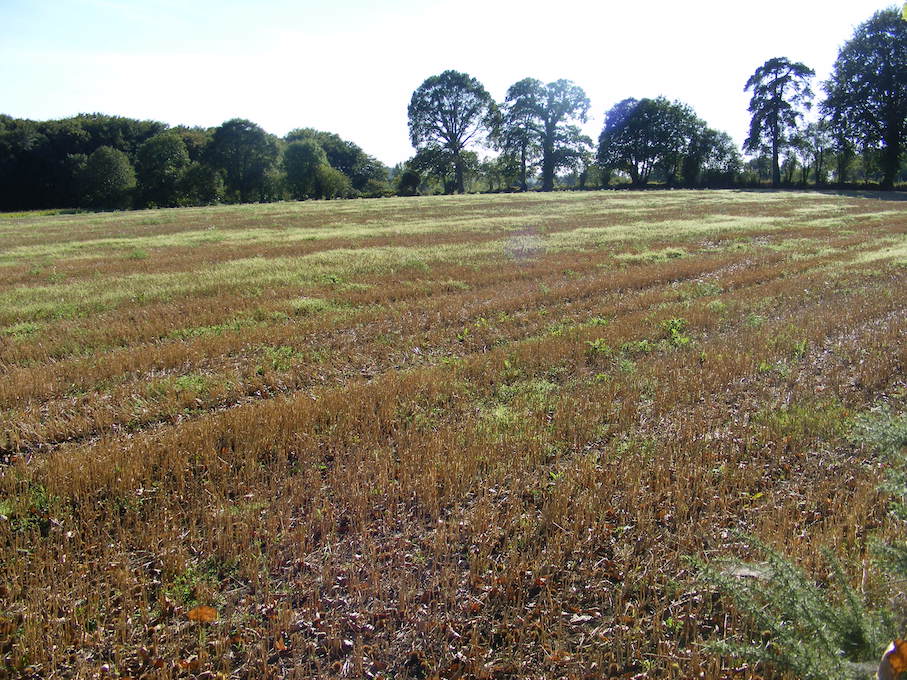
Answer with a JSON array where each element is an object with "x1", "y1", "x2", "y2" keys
[
  {"x1": 861, "y1": 407, "x2": 907, "y2": 627},
  {"x1": 206, "y1": 118, "x2": 279, "y2": 203},
  {"x1": 396, "y1": 168, "x2": 421, "y2": 196},
  {"x1": 537, "y1": 80, "x2": 591, "y2": 191},
  {"x1": 407, "y1": 147, "x2": 480, "y2": 194},
  {"x1": 597, "y1": 97, "x2": 709, "y2": 187},
  {"x1": 286, "y1": 128, "x2": 387, "y2": 192},
  {"x1": 698, "y1": 405, "x2": 907, "y2": 679},
  {"x1": 313, "y1": 164, "x2": 351, "y2": 199},
  {"x1": 498, "y1": 78, "x2": 543, "y2": 192},
  {"x1": 284, "y1": 140, "x2": 328, "y2": 199},
  {"x1": 479, "y1": 155, "x2": 520, "y2": 192},
  {"x1": 790, "y1": 121, "x2": 834, "y2": 186},
  {"x1": 744, "y1": 57, "x2": 815, "y2": 187},
  {"x1": 80, "y1": 146, "x2": 136, "y2": 209},
  {"x1": 180, "y1": 162, "x2": 224, "y2": 205},
  {"x1": 852, "y1": 406, "x2": 907, "y2": 460},
  {"x1": 822, "y1": 8, "x2": 907, "y2": 189},
  {"x1": 407, "y1": 70, "x2": 497, "y2": 194},
  {"x1": 0, "y1": 114, "x2": 161, "y2": 210},
  {"x1": 136, "y1": 132, "x2": 191, "y2": 207},
  {"x1": 497, "y1": 79, "x2": 591, "y2": 191},
  {"x1": 696, "y1": 539, "x2": 892, "y2": 680},
  {"x1": 683, "y1": 127, "x2": 742, "y2": 187}
]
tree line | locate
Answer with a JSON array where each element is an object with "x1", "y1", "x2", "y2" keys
[
  {"x1": 1, "y1": 6, "x2": 904, "y2": 212},
  {"x1": 0, "y1": 116, "x2": 392, "y2": 211},
  {"x1": 406, "y1": 7, "x2": 907, "y2": 194}
]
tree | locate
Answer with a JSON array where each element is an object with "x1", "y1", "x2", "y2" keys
[
  {"x1": 206, "y1": 118, "x2": 278, "y2": 202},
  {"x1": 80, "y1": 146, "x2": 135, "y2": 209},
  {"x1": 407, "y1": 70, "x2": 497, "y2": 194},
  {"x1": 822, "y1": 8, "x2": 907, "y2": 189},
  {"x1": 313, "y1": 165, "x2": 351, "y2": 199},
  {"x1": 789, "y1": 121, "x2": 832, "y2": 186},
  {"x1": 499, "y1": 78, "x2": 543, "y2": 191},
  {"x1": 180, "y1": 162, "x2": 224, "y2": 205},
  {"x1": 537, "y1": 80, "x2": 590, "y2": 191},
  {"x1": 396, "y1": 169, "x2": 421, "y2": 196},
  {"x1": 655, "y1": 100, "x2": 701, "y2": 187},
  {"x1": 683, "y1": 127, "x2": 742, "y2": 188},
  {"x1": 73, "y1": 113, "x2": 166, "y2": 158},
  {"x1": 597, "y1": 97, "x2": 696, "y2": 187},
  {"x1": 136, "y1": 132, "x2": 190, "y2": 207},
  {"x1": 497, "y1": 78, "x2": 590, "y2": 191},
  {"x1": 744, "y1": 57, "x2": 815, "y2": 187},
  {"x1": 283, "y1": 140, "x2": 328, "y2": 199},
  {"x1": 407, "y1": 147, "x2": 480, "y2": 194},
  {"x1": 285, "y1": 128, "x2": 386, "y2": 192}
]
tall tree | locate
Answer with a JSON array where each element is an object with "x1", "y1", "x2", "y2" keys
[
  {"x1": 499, "y1": 78, "x2": 543, "y2": 191},
  {"x1": 538, "y1": 80, "x2": 590, "y2": 192},
  {"x1": 407, "y1": 70, "x2": 497, "y2": 194},
  {"x1": 206, "y1": 118, "x2": 278, "y2": 202},
  {"x1": 822, "y1": 8, "x2": 907, "y2": 190},
  {"x1": 649, "y1": 99, "x2": 700, "y2": 187},
  {"x1": 744, "y1": 57, "x2": 815, "y2": 188},
  {"x1": 598, "y1": 98, "x2": 657, "y2": 186},
  {"x1": 597, "y1": 97, "x2": 690, "y2": 187}
]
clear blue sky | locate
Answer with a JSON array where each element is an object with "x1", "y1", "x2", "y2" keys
[{"x1": 0, "y1": 0, "x2": 892, "y2": 166}]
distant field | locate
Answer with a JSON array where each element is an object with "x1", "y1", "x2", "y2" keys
[{"x1": 1, "y1": 190, "x2": 906, "y2": 679}]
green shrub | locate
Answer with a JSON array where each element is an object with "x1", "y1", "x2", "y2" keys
[
  {"x1": 696, "y1": 539, "x2": 891, "y2": 680},
  {"x1": 696, "y1": 406, "x2": 907, "y2": 679}
]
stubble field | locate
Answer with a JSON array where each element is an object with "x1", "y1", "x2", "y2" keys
[{"x1": 1, "y1": 189, "x2": 906, "y2": 679}]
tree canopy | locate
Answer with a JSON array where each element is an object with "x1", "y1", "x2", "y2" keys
[
  {"x1": 286, "y1": 128, "x2": 385, "y2": 192},
  {"x1": 597, "y1": 97, "x2": 737, "y2": 188},
  {"x1": 407, "y1": 70, "x2": 497, "y2": 194},
  {"x1": 283, "y1": 139, "x2": 328, "y2": 200},
  {"x1": 81, "y1": 146, "x2": 136, "y2": 209},
  {"x1": 136, "y1": 132, "x2": 191, "y2": 207},
  {"x1": 206, "y1": 119, "x2": 279, "y2": 203},
  {"x1": 537, "y1": 80, "x2": 591, "y2": 192},
  {"x1": 822, "y1": 8, "x2": 907, "y2": 189},
  {"x1": 744, "y1": 57, "x2": 815, "y2": 187},
  {"x1": 499, "y1": 78, "x2": 544, "y2": 192}
]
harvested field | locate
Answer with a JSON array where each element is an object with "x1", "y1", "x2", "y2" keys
[{"x1": 1, "y1": 189, "x2": 906, "y2": 679}]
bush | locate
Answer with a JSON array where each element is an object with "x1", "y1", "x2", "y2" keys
[
  {"x1": 697, "y1": 406, "x2": 907, "y2": 679},
  {"x1": 314, "y1": 165, "x2": 351, "y2": 199},
  {"x1": 696, "y1": 539, "x2": 891, "y2": 680},
  {"x1": 397, "y1": 169, "x2": 421, "y2": 196}
]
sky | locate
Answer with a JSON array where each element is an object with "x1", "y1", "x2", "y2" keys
[{"x1": 0, "y1": 0, "x2": 895, "y2": 167}]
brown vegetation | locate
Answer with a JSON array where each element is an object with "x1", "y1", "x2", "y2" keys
[{"x1": 1, "y1": 190, "x2": 905, "y2": 679}]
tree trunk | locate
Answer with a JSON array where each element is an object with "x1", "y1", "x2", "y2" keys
[
  {"x1": 771, "y1": 108, "x2": 780, "y2": 188},
  {"x1": 771, "y1": 136, "x2": 780, "y2": 188},
  {"x1": 880, "y1": 124, "x2": 901, "y2": 191},
  {"x1": 454, "y1": 154, "x2": 465, "y2": 194},
  {"x1": 519, "y1": 144, "x2": 527, "y2": 192},
  {"x1": 541, "y1": 142, "x2": 555, "y2": 192}
]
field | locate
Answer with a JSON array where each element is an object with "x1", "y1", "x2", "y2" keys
[{"x1": 1, "y1": 189, "x2": 906, "y2": 679}]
